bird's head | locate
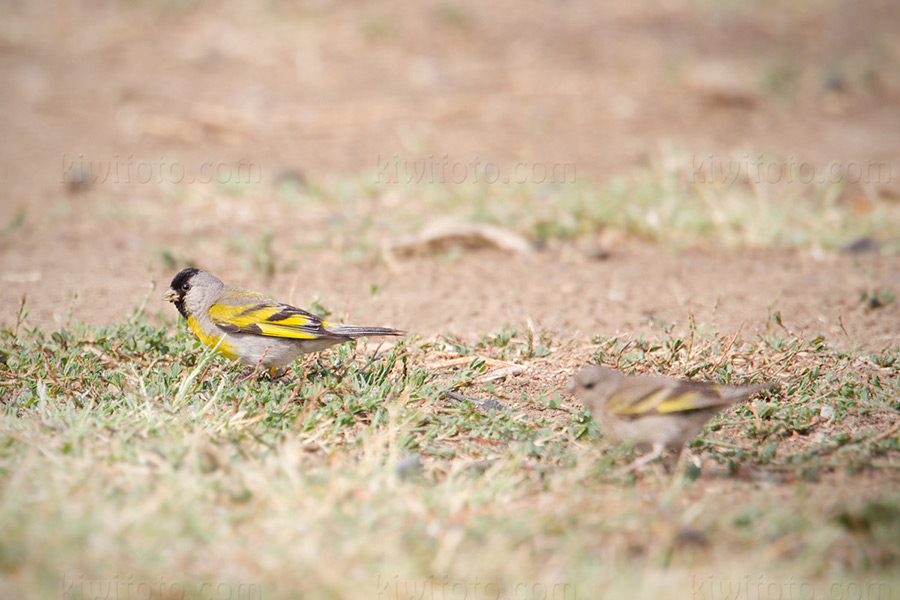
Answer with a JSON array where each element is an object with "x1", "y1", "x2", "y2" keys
[{"x1": 163, "y1": 268, "x2": 223, "y2": 319}]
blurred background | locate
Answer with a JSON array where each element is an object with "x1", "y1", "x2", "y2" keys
[{"x1": 1, "y1": 0, "x2": 899, "y2": 339}]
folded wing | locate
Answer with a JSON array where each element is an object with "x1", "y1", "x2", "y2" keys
[
  {"x1": 607, "y1": 380, "x2": 734, "y2": 417},
  {"x1": 208, "y1": 296, "x2": 348, "y2": 341}
]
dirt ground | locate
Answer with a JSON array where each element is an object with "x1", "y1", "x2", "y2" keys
[{"x1": 2, "y1": 0, "x2": 900, "y2": 349}]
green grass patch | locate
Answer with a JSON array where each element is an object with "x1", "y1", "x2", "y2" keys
[{"x1": 1, "y1": 307, "x2": 898, "y2": 598}]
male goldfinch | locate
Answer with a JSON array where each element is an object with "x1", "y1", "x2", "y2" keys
[{"x1": 164, "y1": 268, "x2": 404, "y2": 370}]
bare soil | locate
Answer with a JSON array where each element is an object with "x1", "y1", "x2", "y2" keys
[{"x1": 2, "y1": 0, "x2": 900, "y2": 350}]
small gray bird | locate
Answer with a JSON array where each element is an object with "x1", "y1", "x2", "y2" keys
[
  {"x1": 570, "y1": 365, "x2": 778, "y2": 473},
  {"x1": 163, "y1": 268, "x2": 405, "y2": 371}
]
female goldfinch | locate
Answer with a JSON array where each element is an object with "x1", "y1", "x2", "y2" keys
[
  {"x1": 164, "y1": 268, "x2": 404, "y2": 370},
  {"x1": 571, "y1": 365, "x2": 778, "y2": 472}
]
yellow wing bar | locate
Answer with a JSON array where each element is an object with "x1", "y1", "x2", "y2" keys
[
  {"x1": 208, "y1": 302, "x2": 339, "y2": 340},
  {"x1": 608, "y1": 387, "x2": 714, "y2": 416}
]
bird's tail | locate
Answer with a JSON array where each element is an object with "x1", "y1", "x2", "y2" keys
[{"x1": 325, "y1": 324, "x2": 406, "y2": 339}]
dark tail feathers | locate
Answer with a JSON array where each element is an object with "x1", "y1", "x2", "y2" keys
[{"x1": 326, "y1": 324, "x2": 406, "y2": 339}]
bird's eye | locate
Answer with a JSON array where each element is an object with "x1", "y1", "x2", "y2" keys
[
  {"x1": 181, "y1": 283, "x2": 191, "y2": 291},
  {"x1": 583, "y1": 382, "x2": 595, "y2": 390}
]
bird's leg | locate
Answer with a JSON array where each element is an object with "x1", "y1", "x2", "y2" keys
[
  {"x1": 614, "y1": 442, "x2": 666, "y2": 476},
  {"x1": 682, "y1": 449, "x2": 703, "y2": 471},
  {"x1": 263, "y1": 366, "x2": 294, "y2": 382},
  {"x1": 666, "y1": 449, "x2": 703, "y2": 486}
]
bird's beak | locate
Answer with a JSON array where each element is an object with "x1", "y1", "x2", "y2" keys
[
  {"x1": 565, "y1": 379, "x2": 576, "y2": 394},
  {"x1": 162, "y1": 288, "x2": 178, "y2": 303}
]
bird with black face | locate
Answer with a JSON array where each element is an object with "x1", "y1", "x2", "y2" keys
[{"x1": 163, "y1": 268, "x2": 405, "y2": 372}]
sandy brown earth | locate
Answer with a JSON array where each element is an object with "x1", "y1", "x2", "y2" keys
[
  {"x1": 2, "y1": 6, "x2": 900, "y2": 596},
  {"x1": 1, "y1": 0, "x2": 900, "y2": 349}
]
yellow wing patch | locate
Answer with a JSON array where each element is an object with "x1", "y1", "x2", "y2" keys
[
  {"x1": 653, "y1": 391, "x2": 705, "y2": 413},
  {"x1": 207, "y1": 302, "x2": 334, "y2": 340},
  {"x1": 609, "y1": 389, "x2": 705, "y2": 416}
]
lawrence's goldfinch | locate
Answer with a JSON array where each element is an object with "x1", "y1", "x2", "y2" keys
[
  {"x1": 164, "y1": 268, "x2": 404, "y2": 370},
  {"x1": 570, "y1": 365, "x2": 778, "y2": 472}
]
